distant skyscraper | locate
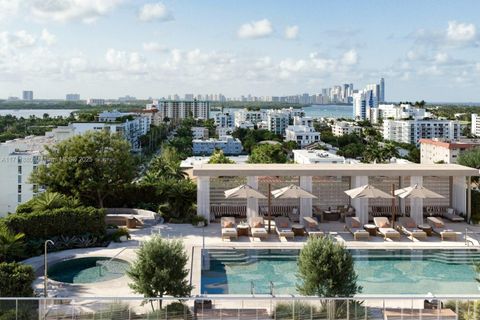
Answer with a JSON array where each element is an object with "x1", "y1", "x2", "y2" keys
[
  {"x1": 22, "y1": 91, "x2": 33, "y2": 101},
  {"x1": 379, "y1": 78, "x2": 385, "y2": 102},
  {"x1": 66, "y1": 93, "x2": 80, "y2": 101}
]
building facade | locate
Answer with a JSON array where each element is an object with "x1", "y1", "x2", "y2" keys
[
  {"x1": 285, "y1": 125, "x2": 320, "y2": 147},
  {"x1": 191, "y1": 127, "x2": 209, "y2": 140},
  {"x1": 267, "y1": 110, "x2": 290, "y2": 135},
  {"x1": 215, "y1": 112, "x2": 234, "y2": 128},
  {"x1": 146, "y1": 100, "x2": 209, "y2": 122},
  {"x1": 66, "y1": 93, "x2": 80, "y2": 101},
  {"x1": 332, "y1": 121, "x2": 362, "y2": 136},
  {"x1": 22, "y1": 91, "x2": 33, "y2": 101},
  {"x1": 472, "y1": 114, "x2": 480, "y2": 137},
  {"x1": 420, "y1": 138, "x2": 480, "y2": 164},
  {"x1": 192, "y1": 136, "x2": 243, "y2": 156},
  {"x1": 383, "y1": 119, "x2": 461, "y2": 145}
]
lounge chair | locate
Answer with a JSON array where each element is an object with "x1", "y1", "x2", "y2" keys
[
  {"x1": 427, "y1": 217, "x2": 457, "y2": 240},
  {"x1": 274, "y1": 217, "x2": 294, "y2": 239},
  {"x1": 221, "y1": 217, "x2": 238, "y2": 240},
  {"x1": 248, "y1": 217, "x2": 268, "y2": 239},
  {"x1": 374, "y1": 217, "x2": 401, "y2": 240},
  {"x1": 345, "y1": 217, "x2": 369, "y2": 240},
  {"x1": 442, "y1": 208, "x2": 464, "y2": 222},
  {"x1": 302, "y1": 217, "x2": 324, "y2": 237},
  {"x1": 397, "y1": 217, "x2": 427, "y2": 240}
]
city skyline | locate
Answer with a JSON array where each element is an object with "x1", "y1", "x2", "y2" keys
[{"x1": 0, "y1": 1, "x2": 480, "y2": 102}]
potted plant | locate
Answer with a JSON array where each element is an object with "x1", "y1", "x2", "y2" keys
[{"x1": 191, "y1": 215, "x2": 208, "y2": 227}]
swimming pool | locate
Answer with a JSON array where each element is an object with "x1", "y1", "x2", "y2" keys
[
  {"x1": 48, "y1": 257, "x2": 130, "y2": 284},
  {"x1": 201, "y1": 249, "x2": 480, "y2": 295}
]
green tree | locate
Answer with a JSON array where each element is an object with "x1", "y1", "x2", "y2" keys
[
  {"x1": 248, "y1": 144, "x2": 287, "y2": 163},
  {"x1": 127, "y1": 236, "x2": 193, "y2": 310},
  {"x1": 0, "y1": 225, "x2": 25, "y2": 262},
  {"x1": 208, "y1": 149, "x2": 234, "y2": 164},
  {"x1": 0, "y1": 262, "x2": 35, "y2": 297},
  {"x1": 458, "y1": 148, "x2": 480, "y2": 184},
  {"x1": 297, "y1": 237, "x2": 361, "y2": 297},
  {"x1": 30, "y1": 130, "x2": 136, "y2": 207}
]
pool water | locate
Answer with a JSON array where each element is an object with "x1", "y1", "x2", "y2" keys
[
  {"x1": 48, "y1": 257, "x2": 129, "y2": 284},
  {"x1": 201, "y1": 249, "x2": 480, "y2": 295}
]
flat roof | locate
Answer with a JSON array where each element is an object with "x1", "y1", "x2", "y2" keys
[{"x1": 193, "y1": 163, "x2": 479, "y2": 177}]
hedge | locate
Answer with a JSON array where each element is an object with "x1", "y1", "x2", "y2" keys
[
  {"x1": 0, "y1": 262, "x2": 35, "y2": 297},
  {"x1": 2, "y1": 206, "x2": 106, "y2": 239}
]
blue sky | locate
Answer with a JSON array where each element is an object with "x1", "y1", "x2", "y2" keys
[{"x1": 0, "y1": 0, "x2": 479, "y2": 102}]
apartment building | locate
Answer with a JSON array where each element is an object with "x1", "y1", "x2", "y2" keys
[
  {"x1": 192, "y1": 136, "x2": 243, "y2": 156},
  {"x1": 293, "y1": 116, "x2": 314, "y2": 127},
  {"x1": 332, "y1": 121, "x2": 362, "y2": 136},
  {"x1": 214, "y1": 112, "x2": 234, "y2": 128},
  {"x1": 472, "y1": 114, "x2": 480, "y2": 136},
  {"x1": 191, "y1": 127, "x2": 209, "y2": 140},
  {"x1": 383, "y1": 119, "x2": 461, "y2": 145},
  {"x1": 285, "y1": 125, "x2": 321, "y2": 147},
  {"x1": 146, "y1": 100, "x2": 210, "y2": 122},
  {"x1": 420, "y1": 138, "x2": 480, "y2": 164}
]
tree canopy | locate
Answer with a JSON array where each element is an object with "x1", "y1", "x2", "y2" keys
[
  {"x1": 248, "y1": 143, "x2": 287, "y2": 163},
  {"x1": 208, "y1": 149, "x2": 235, "y2": 164},
  {"x1": 30, "y1": 130, "x2": 136, "y2": 207}
]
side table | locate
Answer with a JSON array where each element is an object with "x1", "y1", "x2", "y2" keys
[
  {"x1": 418, "y1": 224, "x2": 432, "y2": 236},
  {"x1": 292, "y1": 223, "x2": 305, "y2": 236},
  {"x1": 364, "y1": 224, "x2": 377, "y2": 236},
  {"x1": 237, "y1": 224, "x2": 250, "y2": 237}
]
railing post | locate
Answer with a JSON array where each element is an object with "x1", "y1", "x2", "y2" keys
[
  {"x1": 292, "y1": 299, "x2": 295, "y2": 320},
  {"x1": 347, "y1": 298, "x2": 350, "y2": 320}
]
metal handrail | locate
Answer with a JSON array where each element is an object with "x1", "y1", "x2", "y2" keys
[{"x1": 465, "y1": 227, "x2": 480, "y2": 246}]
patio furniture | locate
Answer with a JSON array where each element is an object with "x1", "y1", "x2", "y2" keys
[
  {"x1": 259, "y1": 205, "x2": 299, "y2": 218},
  {"x1": 274, "y1": 217, "x2": 294, "y2": 239},
  {"x1": 237, "y1": 223, "x2": 250, "y2": 237},
  {"x1": 211, "y1": 205, "x2": 247, "y2": 219},
  {"x1": 292, "y1": 223, "x2": 305, "y2": 236},
  {"x1": 417, "y1": 224, "x2": 433, "y2": 236},
  {"x1": 221, "y1": 217, "x2": 238, "y2": 240},
  {"x1": 363, "y1": 224, "x2": 377, "y2": 236},
  {"x1": 345, "y1": 217, "x2": 370, "y2": 240},
  {"x1": 374, "y1": 217, "x2": 401, "y2": 240},
  {"x1": 105, "y1": 215, "x2": 143, "y2": 229},
  {"x1": 397, "y1": 217, "x2": 427, "y2": 240},
  {"x1": 442, "y1": 208, "x2": 464, "y2": 222},
  {"x1": 303, "y1": 217, "x2": 324, "y2": 237},
  {"x1": 248, "y1": 217, "x2": 268, "y2": 239},
  {"x1": 427, "y1": 217, "x2": 458, "y2": 240},
  {"x1": 323, "y1": 209, "x2": 340, "y2": 221}
]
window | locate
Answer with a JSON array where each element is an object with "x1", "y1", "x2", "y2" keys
[
  {"x1": 18, "y1": 185, "x2": 22, "y2": 194},
  {"x1": 17, "y1": 157, "x2": 22, "y2": 164},
  {"x1": 18, "y1": 175, "x2": 21, "y2": 183},
  {"x1": 18, "y1": 195, "x2": 22, "y2": 203},
  {"x1": 18, "y1": 166, "x2": 22, "y2": 174}
]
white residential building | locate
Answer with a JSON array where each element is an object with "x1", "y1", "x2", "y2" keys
[
  {"x1": 191, "y1": 127, "x2": 209, "y2": 140},
  {"x1": 86, "y1": 98, "x2": 105, "y2": 106},
  {"x1": 215, "y1": 112, "x2": 234, "y2": 128},
  {"x1": 216, "y1": 127, "x2": 234, "y2": 136},
  {"x1": 192, "y1": 136, "x2": 243, "y2": 155},
  {"x1": 353, "y1": 89, "x2": 377, "y2": 120},
  {"x1": 98, "y1": 110, "x2": 135, "y2": 122},
  {"x1": 371, "y1": 104, "x2": 430, "y2": 124},
  {"x1": 293, "y1": 149, "x2": 346, "y2": 164},
  {"x1": 267, "y1": 110, "x2": 290, "y2": 135},
  {"x1": 420, "y1": 138, "x2": 480, "y2": 164},
  {"x1": 285, "y1": 125, "x2": 320, "y2": 147},
  {"x1": 146, "y1": 100, "x2": 209, "y2": 122},
  {"x1": 383, "y1": 119, "x2": 461, "y2": 145},
  {"x1": 472, "y1": 114, "x2": 480, "y2": 136},
  {"x1": 332, "y1": 121, "x2": 362, "y2": 136},
  {"x1": 234, "y1": 109, "x2": 265, "y2": 126},
  {"x1": 293, "y1": 116, "x2": 314, "y2": 127}
]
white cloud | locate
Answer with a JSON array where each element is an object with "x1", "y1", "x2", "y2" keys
[
  {"x1": 434, "y1": 52, "x2": 448, "y2": 64},
  {"x1": 142, "y1": 41, "x2": 167, "y2": 52},
  {"x1": 476, "y1": 63, "x2": 480, "y2": 72},
  {"x1": 105, "y1": 48, "x2": 147, "y2": 74},
  {"x1": 41, "y1": 29, "x2": 56, "y2": 45},
  {"x1": 138, "y1": 2, "x2": 172, "y2": 22},
  {"x1": 0, "y1": 30, "x2": 36, "y2": 50},
  {"x1": 0, "y1": 0, "x2": 20, "y2": 22},
  {"x1": 237, "y1": 19, "x2": 273, "y2": 39},
  {"x1": 30, "y1": 0, "x2": 123, "y2": 23},
  {"x1": 446, "y1": 21, "x2": 476, "y2": 42},
  {"x1": 341, "y1": 49, "x2": 358, "y2": 65},
  {"x1": 284, "y1": 25, "x2": 299, "y2": 40}
]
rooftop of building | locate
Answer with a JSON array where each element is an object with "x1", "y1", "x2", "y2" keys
[
  {"x1": 293, "y1": 149, "x2": 345, "y2": 160},
  {"x1": 419, "y1": 138, "x2": 480, "y2": 149}
]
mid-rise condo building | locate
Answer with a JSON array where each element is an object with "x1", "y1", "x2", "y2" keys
[{"x1": 383, "y1": 119, "x2": 461, "y2": 145}]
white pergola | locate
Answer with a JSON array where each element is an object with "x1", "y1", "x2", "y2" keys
[{"x1": 193, "y1": 163, "x2": 479, "y2": 223}]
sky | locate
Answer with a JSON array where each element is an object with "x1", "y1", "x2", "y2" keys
[{"x1": 0, "y1": 0, "x2": 480, "y2": 102}]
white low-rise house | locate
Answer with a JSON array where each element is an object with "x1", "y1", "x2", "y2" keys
[
  {"x1": 420, "y1": 138, "x2": 480, "y2": 164},
  {"x1": 191, "y1": 127, "x2": 209, "y2": 140},
  {"x1": 216, "y1": 127, "x2": 234, "y2": 136},
  {"x1": 332, "y1": 121, "x2": 362, "y2": 136},
  {"x1": 192, "y1": 135, "x2": 243, "y2": 156},
  {"x1": 293, "y1": 116, "x2": 314, "y2": 127},
  {"x1": 472, "y1": 114, "x2": 480, "y2": 136},
  {"x1": 293, "y1": 149, "x2": 346, "y2": 164},
  {"x1": 285, "y1": 125, "x2": 320, "y2": 147},
  {"x1": 383, "y1": 119, "x2": 461, "y2": 145}
]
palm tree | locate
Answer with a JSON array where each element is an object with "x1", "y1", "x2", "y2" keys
[
  {"x1": 31, "y1": 191, "x2": 68, "y2": 211},
  {"x1": 0, "y1": 226, "x2": 26, "y2": 262}
]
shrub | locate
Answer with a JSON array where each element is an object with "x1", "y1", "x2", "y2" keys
[
  {"x1": 274, "y1": 302, "x2": 320, "y2": 320},
  {"x1": 145, "y1": 302, "x2": 191, "y2": 319},
  {"x1": 0, "y1": 225, "x2": 26, "y2": 263},
  {"x1": 3, "y1": 206, "x2": 106, "y2": 240},
  {"x1": 108, "y1": 228, "x2": 131, "y2": 242},
  {"x1": 93, "y1": 302, "x2": 130, "y2": 320},
  {"x1": 0, "y1": 262, "x2": 35, "y2": 297},
  {"x1": 190, "y1": 215, "x2": 208, "y2": 226}
]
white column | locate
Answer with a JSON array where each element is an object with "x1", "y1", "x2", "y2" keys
[
  {"x1": 247, "y1": 176, "x2": 259, "y2": 219},
  {"x1": 452, "y1": 176, "x2": 467, "y2": 215},
  {"x1": 410, "y1": 176, "x2": 423, "y2": 225},
  {"x1": 197, "y1": 176, "x2": 210, "y2": 221},
  {"x1": 300, "y1": 176, "x2": 313, "y2": 220},
  {"x1": 351, "y1": 176, "x2": 369, "y2": 224}
]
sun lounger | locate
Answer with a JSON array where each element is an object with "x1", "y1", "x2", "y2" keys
[
  {"x1": 442, "y1": 208, "x2": 464, "y2": 222},
  {"x1": 221, "y1": 217, "x2": 238, "y2": 240},
  {"x1": 397, "y1": 217, "x2": 427, "y2": 240},
  {"x1": 248, "y1": 217, "x2": 268, "y2": 239},
  {"x1": 345, "y1": 217, "x2": 369, "y2": 240},
  {"x1": 302, "y1": 217, "x2": 324, "y2": 237},
  {"x1": 274, "y1": 217, "x2": 294, "y2": 239},
  {"x1": 374, "y1": 217, "x2": 401, "y2": 240},
  {"x1": 427, "y1": 217, "x2": 457, "y2": 240}
]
